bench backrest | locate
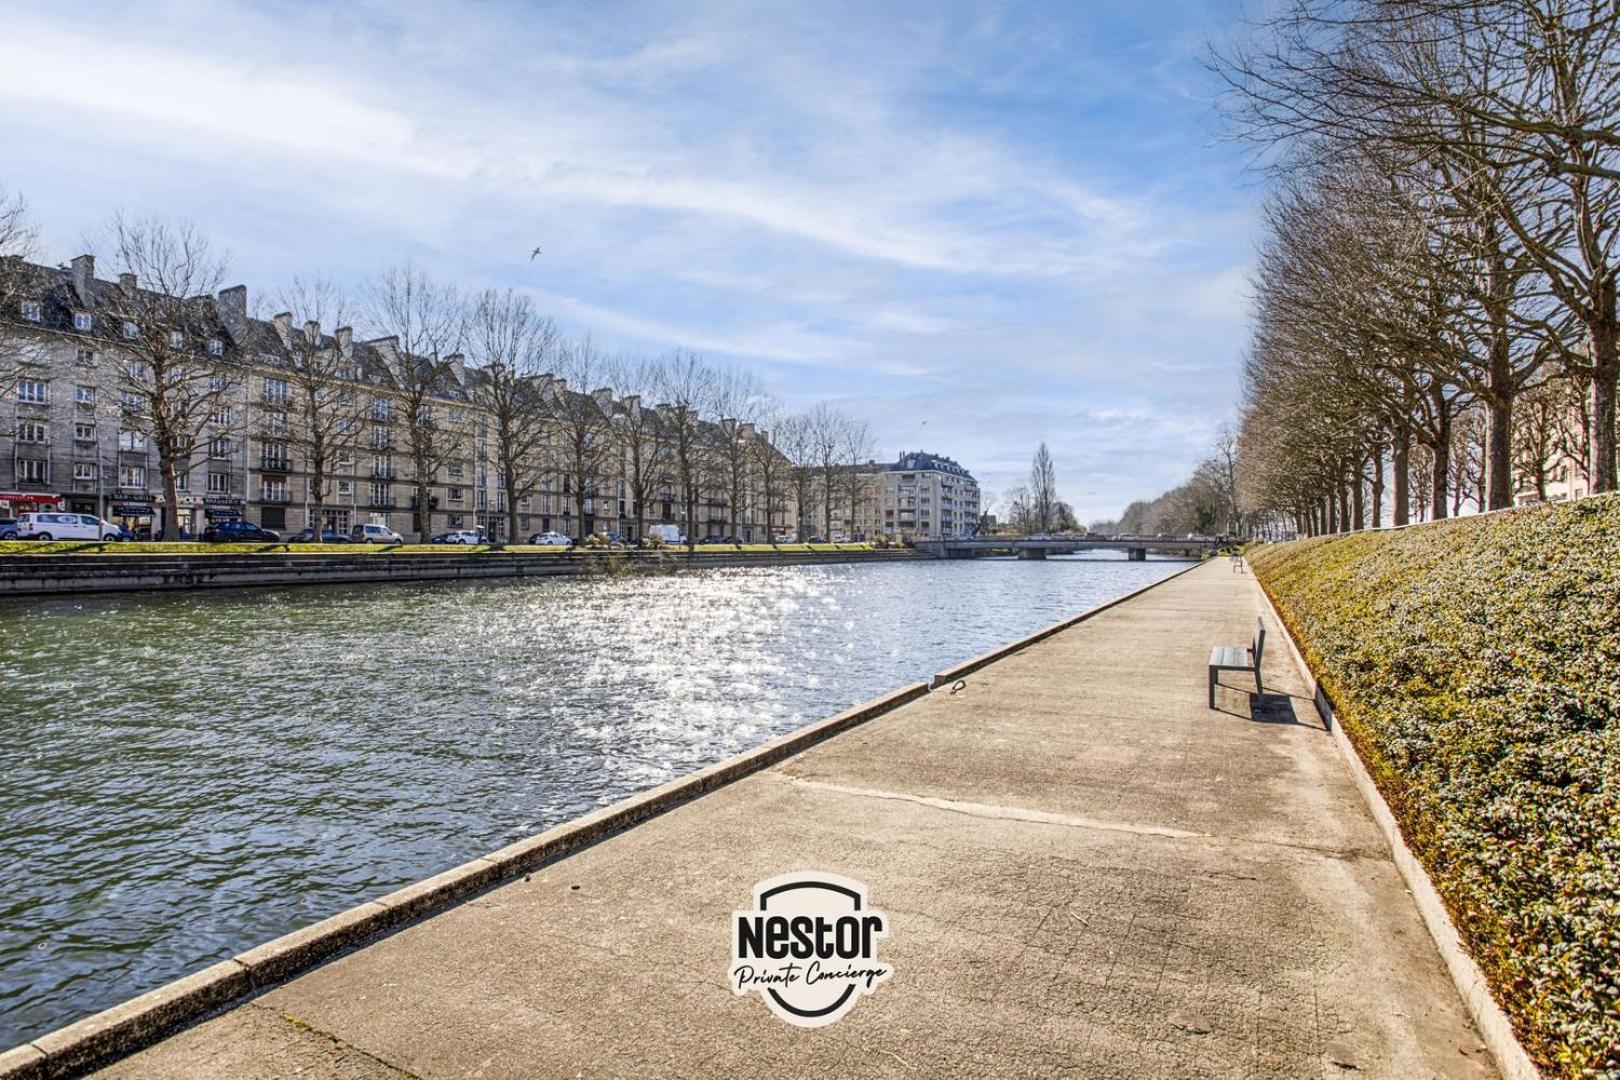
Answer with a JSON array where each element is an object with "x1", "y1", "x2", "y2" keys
[{"x1": 1252, "y1": 618, "x2": 1266, "y2": 670}]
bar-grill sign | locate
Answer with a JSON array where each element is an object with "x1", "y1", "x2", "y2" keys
[{"x1": 731, "y1": 872, "x2": 893, "y2": 1027}]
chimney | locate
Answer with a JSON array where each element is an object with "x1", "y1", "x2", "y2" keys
[
  {"x1": 217, "y1": 285, "x2": 247, "y2": 321},
  {"x1": 446, "y1": 352, "x2": 466, "y2": 382},
  {"x1": 118, "y1": 272, "x2": 137, "y2": 292},
  {"x1": 621, "y1": 393, "x2": 640, "y2": 416},
  {"x1": 271, "y1": 312, "x2": 293, "y2": 344},
  {"x1": 71, "y1": 254, "x2": 95, "y2": 301},
  {"x1": 552, "y1": 377, "x2": 568, "y2": 399},
  {"x1": 591, "y1": 386, "x2": 614, "y2": 410},
  {"x1": 303, "y1": 320, "x2": 321, "y2": 348},
  {"x1": 335, "y1": 326, "x2": 353, "y2": 356}
]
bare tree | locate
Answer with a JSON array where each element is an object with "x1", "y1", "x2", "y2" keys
[
  {"x1": 364, "y1": 264, "x2": 465, "y2": 540},
  {"x1": 712, "y1": 368, "x2": 768, "y2": 540},
  {"x1": 1029, "y1": 442, "x2": 1059, "y2": 533},
  {"x1": 773, "y1": 412, "x2": 816, "y2": 541},
  {"x1": 751, "y1": 403, "x2": 793, "y2": 543},
  {"x1": 838, "y1": 416, "x2": 875, "y2": 539},
  {"x1": 611, "y1": 354, "x2": 672, "y2": 544},
  {"x1": 269, "y1": 279, "x2": 366, "y2": 537},
  {"x1": 657, "y1": 350, "x2": 719, "y2": 545},
  {"x1": 0, "y1": 184, "x2": 40, "y2": 395},
  {"x1": 92, "y1": 215, "x2": 234, "y2": 539},
  {"x1": 552, "y1": 335, "x2": 617, "y2": 540},
  {"x1": 807, "y1": 403, "x2": 848, "y2": 539},
  {"x1": 466, "y1": 288, "x2": 560, "y2": 543}
]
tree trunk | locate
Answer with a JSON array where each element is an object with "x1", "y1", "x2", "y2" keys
[
  {"x1": 416, "y1": 477, "x2": 431, "y2": 539},
  {"x1": 507, "y1": 486, "x2": 520, "y2": 545},
  {"x1": 1429, "y1": 387, "x2": 1451, "y2": 520},
  {"x1": 1351, "y1": 464, "x2": 1365, "y2": 531},
  {"x1": 1592, "y1": 329, "x2": 1617, "y2": 494},
  {"x1": 1392, "y1": 424, "x2": 1411, "y2": 526},
  {"x1": 161, "y1": 455, "x2": 180, "y2": 541},
  {"x1": 1369, "y1": 440, "x2": 1384, "y2": 528},
  {"x1": 1484, "y1": 392, "x2": 1514, "y2": 510}
]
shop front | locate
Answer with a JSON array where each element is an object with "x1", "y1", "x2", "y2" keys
[
  {"x1": 0, "y1": 491, "x2": 65, "y2": 518},
  {"x1": 111, "y1": 497, "x2": 157, "y2": 540}
]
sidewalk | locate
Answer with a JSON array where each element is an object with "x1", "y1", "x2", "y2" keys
[{"x1": 100, "y1": 562, "x2": 1493, "y2": 1078}]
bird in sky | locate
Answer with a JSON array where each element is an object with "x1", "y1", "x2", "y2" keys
[{"x1": 529, "y1": 246, "x2": 543, "y2": 260}]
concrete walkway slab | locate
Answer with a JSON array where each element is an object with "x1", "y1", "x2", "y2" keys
[{"x1": 98, "y1": 562, "x2": 1493, "y2": 1078}]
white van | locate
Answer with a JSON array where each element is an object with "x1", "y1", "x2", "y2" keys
[
  {"x1": 18, "y1": 512, "x2": 125, "y2": 541},
  {"x1": 649, "y1": 524, "x2": 686, "y2": 544},
  {"x1": 352, "y1": 523, "x2": 405, "y2": 544}
]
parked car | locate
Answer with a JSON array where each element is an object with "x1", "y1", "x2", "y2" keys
[
  {"x1": 648, "y1": 524, "x2": 686, "y2": 545},
  {"x1": 0, "y1": 518, "x2": 17, "y2": 540},
  {"x1": 289, "y1": 528, "x2": 352, "y2": 543},
  {"x1": 807, "y1": 535, "x2": 826, "y2": 543},
  {"x1": 16, "y1": 512, "x2": 126, "y2": 541},
  {"x1": 352, "y1": 523, "x2": 405, "y2": 544},
  {"x1": 432, "y1": 530, "x2": 485, "y2": 545},
  {"x1": 527, "y1": 531, "x2": 572, "y2": 547},
  {"x1": 774, "y1": 533, "x2": 797, "y2": 544},
  {"x1": 202, "y1": 520, "x2": 281, "y2": 543}
]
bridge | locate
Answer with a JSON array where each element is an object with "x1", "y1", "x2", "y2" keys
[{"x1": 917, "y1": 536, "x2": 1223, "y2": 560}]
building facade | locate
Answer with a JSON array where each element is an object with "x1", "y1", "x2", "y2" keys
[
  {"x1": 1, "y1": 254, "x2": 794, "y2": 542},
  {"x1": 850, "y1": 450, "x2": 980, "y2": 541}
]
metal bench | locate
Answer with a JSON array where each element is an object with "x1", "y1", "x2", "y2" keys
[{"x1": 1209, "y1": 618, "x2": 1264, "y2": 707}]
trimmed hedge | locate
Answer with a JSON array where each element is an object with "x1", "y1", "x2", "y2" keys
[{"x1": 1250, "y1": 497, "x2": 1620, "y2": 1076}]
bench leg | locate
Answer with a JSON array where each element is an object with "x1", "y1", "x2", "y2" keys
[
  {"x1": 1208, "y1": 667, "x2": 1216, "y2": 709},
  {"x1": 1255, "y1": 668, "x2": 1262, "y2": 693}
]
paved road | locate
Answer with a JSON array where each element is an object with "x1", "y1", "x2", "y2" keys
[{"x1": 101, "y1": 562, "x2": 1493, "y2": 1078}]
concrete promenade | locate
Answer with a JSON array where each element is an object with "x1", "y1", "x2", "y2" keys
[{"x1": 97, "y1": 562, "x2": 1492, "y2": 1078}]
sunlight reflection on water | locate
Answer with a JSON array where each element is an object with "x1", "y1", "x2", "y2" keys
[{"x1": 0, "y1": 555, "x2": 1180, "y2": 1045}]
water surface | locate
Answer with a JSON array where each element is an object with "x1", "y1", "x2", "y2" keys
[{"x1": 0, "y1": 555, "x2": 1182, "y2": 1045}]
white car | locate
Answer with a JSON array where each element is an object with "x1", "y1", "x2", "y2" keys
[
  {"x1": 433, "y1": 530, "x2": 485, "y2": 545},
  {"x1": 352, "y1": 523, "x2": 405, "y2": 544},
  {"x1": 17, "y1": 512, "x2": 125, "y2": 541},
  {"x1": 527, "y1": 531, "x2": 572, "y2": 547}
]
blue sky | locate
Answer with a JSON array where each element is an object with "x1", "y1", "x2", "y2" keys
[{"x1": 0, "y1": 0, "x2": 1256, "y2": 522}]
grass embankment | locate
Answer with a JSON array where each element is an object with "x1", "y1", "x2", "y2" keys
[
  {"x1": 1249, "y1": 497, "x2": 1619, "y2": 1076},
  {"x1": 0, "y1": 540, "x2": 880, "y2": 556}
]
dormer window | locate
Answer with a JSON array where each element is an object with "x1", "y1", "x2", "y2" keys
[
  {"x1": 73, "y1": 311, "x2": 92, "y2": 332},
  {"x1": 207, "y1": 338, "x2": 223, "y2": 356},
  {"x1": 20, "y1": 300, "x2": 41, "y2": 322},
  {"x1": 122, "y1": 321, "x2": 137, "y2": 339},
  {"x1": 168, "y1": 330, "x2": 184, "y2": 348}
]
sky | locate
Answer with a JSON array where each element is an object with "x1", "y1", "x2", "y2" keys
[{"x1": 0, "y1": 0, "x2": 1258, "y2": 523}]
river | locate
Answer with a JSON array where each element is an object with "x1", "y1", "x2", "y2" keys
[{"x1": 0, "y1": 554, "x2": 1183, "y2": 1046}]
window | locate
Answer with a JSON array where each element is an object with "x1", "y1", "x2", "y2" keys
[
  {"x1": 371, "y1": 399, "x2": 390, "y2": 422},
  {"x1": 261, "y1": 442, "x2": 289, "y2": 469},
  {"x1": 337, "y1": 480, "x2": 353, "y2": 497},
  {"x1": 17, "y1": 380, "x2": 47, "y2": 404},
  {"x1": 263, "y1": 377, "x2": 289, "y2": 405},
  {"x1": 17, "y1": 421, "x2": 47, "y2": 443},
  {"x1": 175, "y1": 471, "x2": 188, "y2": 492},
  {"x1": 449, "y1": 408, "x2": 464, "y2": 423},
  {"x1": 447, "y1": 463, "x2": 464, "y2": 480},
  {"x1": 119, "y1": 465, "x2": 146, "y2": 489},
  {"x1": 75, "y1": 347, "x2": 96, "y2": 366},
  {"x1": 75, "y1": 385, "x2": 95, "y2": 405},
  {"x1": 370, "y1": 482, "x2": 390, "y2": 506},
  {"x1": 370, "y1": 426, "x2": 391, "y2": 450},
  {"x1": 448, "y1": 487, "x2": 464, "y2": 503},
  {"x1": 71, "y1": 311, "x2": 92, "y2": 331},
  {"x1": 207, "y1": 472, "x2": 231, "y2": 494},
  {"x1": 264, "y1": 411, "x2": 287, "y2": 435},
  {"x1": 168, "y1": 330, "x2": 184, "y2": 348},
  {"x1": 17, "y1": 459, "x2": 46, "y2": 482},
  {"x1": 74, "y1": 422, "x2": 96, "y2": 442},
  {"x1": 118, "y1": 430, "x2": 148, "y2": 452},
  {"x1": 122, "y1": 321, "x2": 137, "y2": 340},
  {"x1": 208, "y1": 437, "x2": 232, "y2": 459},
  {"x1": 208, "y1": 338, "x2": 223, "y2": 356},
  {"x1": 73, "y1": 462, "x2": 96, "y2": 483},
  {"x1": 209, "y1": 374, "x2": 227, "y2": 392},
  {"x1": 121, "y1": 391, "x2": 144, "y2": 413},
  {"x1": 212, "y1": 407, "x2": 232, "y2": 427},
  {"x1": 20, "y1": 300, "x2": 41, "y2": 322},
  {"x1": 262, "y1": 479, "x2": 289, "y2": 502}
]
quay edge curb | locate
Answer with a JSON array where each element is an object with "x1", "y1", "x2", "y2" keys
[
  {"x1": 0, "y1": 679, "x2": 930, "y2": 1080},
  {"x1": 1249, "y1": 558, "x2": 1542, "y2": 1080},
  {"x1": 929, "y1": 559, "x2": 1205, "y2": 688}
]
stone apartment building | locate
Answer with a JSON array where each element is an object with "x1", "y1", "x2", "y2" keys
[
  {"x1": 843, "y1": 450, "x2": 980, "y2": 541},
  {"x1": 1, "y1": 254, "x2": 792, "y2": 542}
]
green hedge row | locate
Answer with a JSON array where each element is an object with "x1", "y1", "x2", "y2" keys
[{"x1": 1250, "y1": 498, "x2": 1620, "y2": 1076}]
